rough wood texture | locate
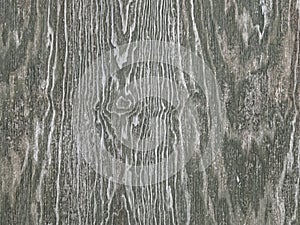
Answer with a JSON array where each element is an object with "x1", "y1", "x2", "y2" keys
[{"x1": 0, "y1": 0, "x2": 300, "y2": 224}]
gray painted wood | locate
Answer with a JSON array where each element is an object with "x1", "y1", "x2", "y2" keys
[{"x1": 0, "y1": 0, "x2": 299, "y2": 224}]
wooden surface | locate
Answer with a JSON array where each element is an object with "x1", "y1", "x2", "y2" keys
[{"x1": 0, "y1": 0, "x2": 300, "y2": 224}]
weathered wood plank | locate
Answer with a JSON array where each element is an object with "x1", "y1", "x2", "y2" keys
[{"x1": 0, "y1": 0, "x2": 299, "y2": 224}]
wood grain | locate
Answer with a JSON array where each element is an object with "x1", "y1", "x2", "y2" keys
[{"x1": 0, "y1": 0, "x2": 299, "y2": 224}]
